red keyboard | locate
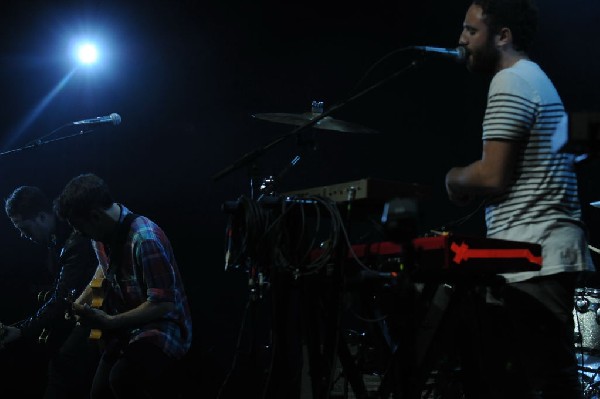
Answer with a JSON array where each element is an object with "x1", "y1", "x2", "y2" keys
[
  {"x1": 312, "y1": 235, "x2": 542, "y2": 275},
  {"x1": 412, "y1": 235, "x2": 542, "y2": 274}
]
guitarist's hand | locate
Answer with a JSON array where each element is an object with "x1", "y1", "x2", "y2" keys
[{"x1": 72, "y1": 303, "x2": 115, "y2": 329}]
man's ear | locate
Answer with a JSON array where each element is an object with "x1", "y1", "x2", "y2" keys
[
  {"x1": 35, "y1": 211, "x2": 47, "y2": 223},
  {"x1": 496, "y1": 27, "x2": 513, "y2": 48},
  {"x1": 89, "y1": 208, "x2": 104, "y2": 222}
]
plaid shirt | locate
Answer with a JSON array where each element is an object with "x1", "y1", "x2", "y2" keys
[{"x1": 94, "y1": 205, "x2": 192, "y2": 359}]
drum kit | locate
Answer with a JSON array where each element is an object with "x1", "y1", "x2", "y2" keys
[
  {"x1": 574, "y1": 287, "x2": 600, "y2": 398},
  {"x1": 573, "y1": 201, "x2": 600, "y2": 398}
]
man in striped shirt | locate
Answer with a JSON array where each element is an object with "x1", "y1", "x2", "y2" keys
[{"x1": 445, "y1": 0, "x2": 594, "y2": 397}]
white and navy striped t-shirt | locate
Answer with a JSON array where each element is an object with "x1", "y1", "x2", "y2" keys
[{"x1": 482, "y1": 60, "x2": 593, "y2": 283}]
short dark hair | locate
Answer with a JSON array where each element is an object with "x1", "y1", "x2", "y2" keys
[
  {"x1": 55, "y1": 173, "x2": 114, "y2": 220},
  {"x1": 473, "y1": 0, "x2": 538, "y2": 52},
  {"x1": 5, "y1": 186, "x2": 52, "y2": 220}
]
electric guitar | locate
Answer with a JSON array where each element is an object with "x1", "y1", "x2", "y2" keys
[
  {"x1": 0, "y1": 289, "x2": 77, "y2": 346},
  {"x1": 38, "y1": 289, "x2": 77, "y2": 345},
  {"x1": 87, "y1": 277, "x2": 106, "y2": 340},
  {"x1": 76, "y1": 276, "x2": 130, "y2": 350}
]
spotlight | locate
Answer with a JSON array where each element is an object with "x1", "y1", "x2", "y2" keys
[{"x1": 76, "y1": 43, "x2": 98, "y2": 65}]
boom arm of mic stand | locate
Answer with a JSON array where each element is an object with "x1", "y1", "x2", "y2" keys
[
  {"x1": 0, "y1": 128, "x2": 101, "y2": 158},
  {"x1": 211, "y1": 135, "x2": 287, "y2": 182},
  {"x1": 211, "y1": 58, "x2": 421, "y2": 183},
  {"x1": 320, "y1": 59, "x2": 421, "y2": 123},
  {"x1": 211, "y1": 115, "x2": 327, "y2": 182}
]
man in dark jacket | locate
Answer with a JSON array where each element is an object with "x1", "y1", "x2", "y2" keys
[{"x1": 0, "y1": 185, "x2": 99, "y2": 398}]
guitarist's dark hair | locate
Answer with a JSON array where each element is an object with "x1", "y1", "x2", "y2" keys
[
  {"x1": 55, "y1": 173, "x2": 114, "y2": 220},
  {"x1": 5, "y1": 186, "x2": 52, "y2": 220}
]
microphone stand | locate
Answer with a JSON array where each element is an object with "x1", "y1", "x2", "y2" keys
[{"x1": 214, "y1": 57, "x2": 428, "y2": 399}]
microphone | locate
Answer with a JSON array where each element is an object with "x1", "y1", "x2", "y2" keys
[
  {"x1": 72, "y1": 113, "x2": 122, "y2": 126},
  {"x1": 412, "y1": 46, "x2": 467, "y2": 62}
]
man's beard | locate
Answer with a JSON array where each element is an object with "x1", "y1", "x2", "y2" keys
[{"x1": 467, "y1": 38, "x2": 500, "y2": 75}]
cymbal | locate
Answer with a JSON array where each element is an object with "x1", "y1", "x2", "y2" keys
[
  {"x1": 252, "y1": 112, "x2": 379, "y2": 134},
  {"x1": 591, "y1": 201, "x2": 600, "y2": 208}
]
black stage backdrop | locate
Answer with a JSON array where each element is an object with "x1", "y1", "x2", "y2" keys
[{"x1": 0, "y1": 0, "x2": 598, "y2": 397}]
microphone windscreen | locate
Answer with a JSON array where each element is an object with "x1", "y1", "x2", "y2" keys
[
  {"x1": 109, "y1": 113, "x2": 122, "y2": 125},
  {"x1": 456, "y1": 47, "x2": 467, "y2": 63}
]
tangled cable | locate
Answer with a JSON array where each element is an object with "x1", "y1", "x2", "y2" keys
[{"x1": 224, "y1": 194, "x2": 346, "y2": 278}]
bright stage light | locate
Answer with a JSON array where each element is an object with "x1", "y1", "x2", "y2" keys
[{"x1": 76, "y1": 43, "x2": 98, "y2": 65}]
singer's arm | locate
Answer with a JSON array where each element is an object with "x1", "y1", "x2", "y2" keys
[{"x1": 445, "y1": 139, "x2": 520, "y2": 205}]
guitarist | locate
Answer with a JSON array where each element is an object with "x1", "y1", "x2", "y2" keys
[
  {"x1": 55, "y1": 173, "x2": 193, "y2": 399},
  {"x1": 1, "y1": 185, "x2": 99, "y2": 398}
]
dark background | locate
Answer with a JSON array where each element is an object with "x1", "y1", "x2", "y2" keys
[{"x1": 0, "y1": 0, "x2": 598, "y2": 396}]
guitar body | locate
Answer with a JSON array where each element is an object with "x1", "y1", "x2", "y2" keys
[
  {"x1": 37, "y1": 290, "x2": 52, "y2": 344},
  {"x1": 88, "y1": 277, "x2": 106, "y2": 340},
  {"x1": 38, "y1": 328, "x2": 50, "y2": 344},
  {"x1": 84, "y1": 276, "x2": 129, "y2": 352},
  {"x1": 37, "y1": 289, "x2": 77, "y2": 345},
  {"x1": 83, "y1": 214, "x2": 138, "y2": 345}
]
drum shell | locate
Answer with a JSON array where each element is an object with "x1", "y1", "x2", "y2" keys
[{"x1": 574, "y1": 288, "x2": 600, "y2": 352}]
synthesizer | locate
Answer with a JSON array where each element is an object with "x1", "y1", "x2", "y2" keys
[{"x1": 282, "y1": 177, "x2": 431, "y2": 202}]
